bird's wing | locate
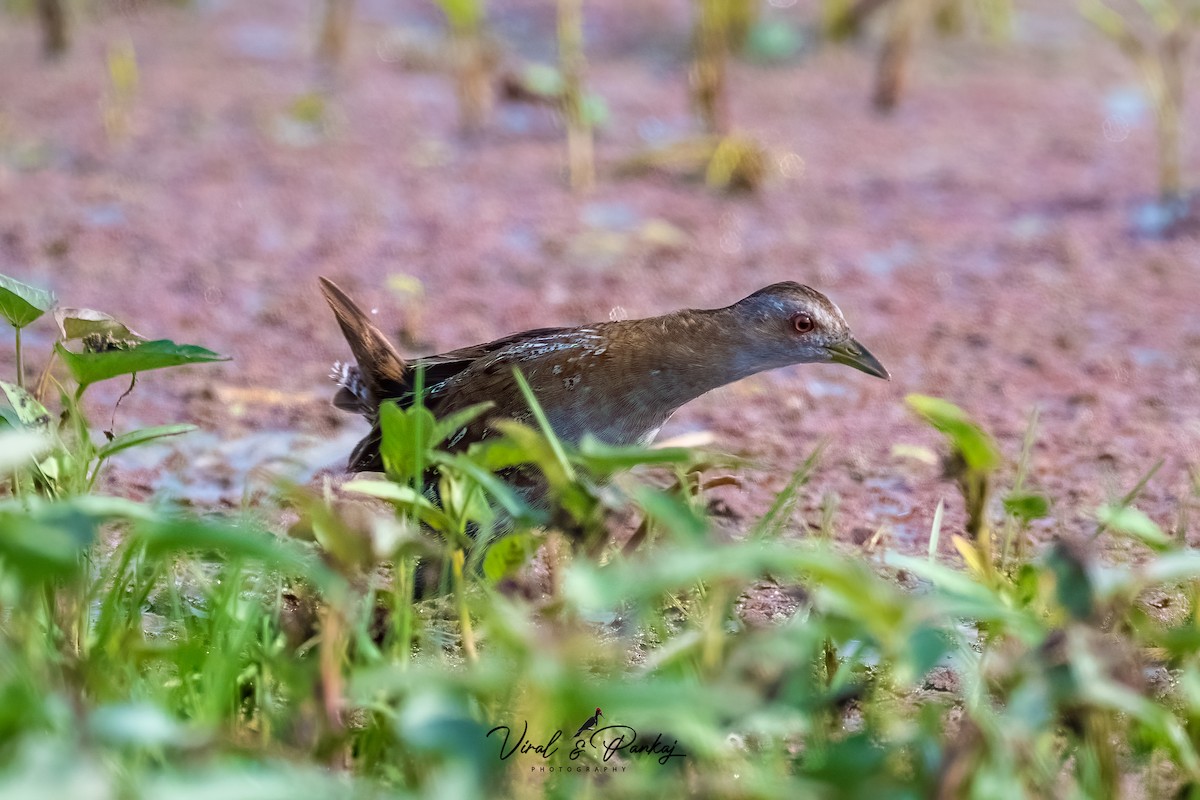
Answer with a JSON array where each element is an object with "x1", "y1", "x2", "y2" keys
[
  {"x1": 417, "y1": 327, "x2": 576, "y2": 371},
  {"x1": 406, "y1": 326, "x2": 578, "y2": 401}
]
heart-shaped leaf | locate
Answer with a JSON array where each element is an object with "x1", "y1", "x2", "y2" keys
[
  {"x1": 55, "y1": 339, "x2": 228, "y2": 388},
  {"x1": 54, "y1": 307, "x2": 145, "y2": 343},
  {"x1": 0, "y1": 274, "x2": 56, "y2": 329}
]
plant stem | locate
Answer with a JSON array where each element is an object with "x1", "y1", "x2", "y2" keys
[
  {"x1": 36, "y1": 0, "x2": 69, "y2": 59},
  {"x1": 826, "y1": 0, "x2": 893, "y2": 40},
  {"x1": 444, "y1": 1, "x2": 490, "y2": 133},
  {"x1": 393, "y1": 555, "x2": 416, "y2": 667},
  {"x1": 1154, "y1": 29, "x2": 1187, "y2": 202},
  {"x1": 694, "y1": 0, "x2": 729, "y2": 135},
  {"x1": 874, "y1": 0, "x2": 927, "y2": 113},
  {"x1": 315, "y1": 0, "x2": 354, "y2": 85},
  {"x1": 70, "y1": 386, "x2": 94, "y2": 493},
  {"x1": 452, "y1": 548, "x2": 477, "y2": 663},
  {"x1": 14, "y1": 325, "x2": 23, "y2": 390},
  {"x1": 558, "y1": 0, "x2": 595, "y2": 192}
]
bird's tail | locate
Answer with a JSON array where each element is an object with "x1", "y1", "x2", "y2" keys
[{"x1": 319, "y1": 277, "x2": 408, "y2": 418}]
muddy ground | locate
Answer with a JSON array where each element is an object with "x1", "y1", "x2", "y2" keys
[{"x1": 1, "y1": 0, "x2": 1197, "y2": 563}]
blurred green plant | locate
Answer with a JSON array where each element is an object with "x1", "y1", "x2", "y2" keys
[
  {"x1": 692, "y1": 0, "x2": 732, "y2": 135},
  {"x1": 103, "y1": 37, "x2": 139, "y2": 142},
  {"x1": 1081, "y1": 0, "x2": 1200, "y2": 203},
  {"x1": 557, "y1": 0, "x2": 595, "y2": 192},
  {"x1": 616, "y1": 133, "x2": 773, "y2": 192},
  {"x1": 0, "y1": 273, "x2": 226, "y2": 497},
  {"x1": 36, "y1": 0, "x2": 69, "y2": 59},
  {"x1": 0, "y1": 273, "x2": 55, "y2": 390},
  {"x1": 1, "y1": 278, "x2": 1197, "y2": 798},
  {"x1": 314, "y1": 0, "x2": 354, "y2": 83},
  {"x1": 823, "y1": 0, "x2": 1013, "y2": 111},
  {"x1": 434, "y1": 0, "x2": 496, "y2": 133}
]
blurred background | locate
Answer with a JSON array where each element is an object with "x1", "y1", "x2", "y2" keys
[{"x1": 0, "y1": 0, "x2": 1197, "y2": 547}]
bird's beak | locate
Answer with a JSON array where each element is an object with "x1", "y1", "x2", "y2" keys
[{"x1": 826, "y1": 338, "x2": 890, "y2": 380}]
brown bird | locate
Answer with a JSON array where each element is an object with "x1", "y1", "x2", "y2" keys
[{"x1": 320, "y1": 278, "x2": 888, "y2": 473}]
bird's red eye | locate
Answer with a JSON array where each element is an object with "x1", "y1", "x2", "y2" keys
[{"x1": 792, "y1": 313, "x2": 815, "y2": 334}]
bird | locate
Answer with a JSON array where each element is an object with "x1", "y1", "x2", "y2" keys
[
  {"x1": 573, "y1": 707, "x2": 603, "y2": 738},
  {"x1": 319, "y1": 277, "x2": 888, "y2": 474}
]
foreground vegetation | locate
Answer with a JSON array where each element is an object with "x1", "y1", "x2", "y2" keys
[{"x1": 1, "y1": 272, "x2": 1198, "y2": 798}]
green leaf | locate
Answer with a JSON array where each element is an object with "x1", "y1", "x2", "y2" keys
[
  {"x1": 0, "y1": 274, "x2": 55, "y2": 328},
  {"x1": 581, "y1": 93, "x2": 610, "y2": 128},
  {"x1": 1003, "y1": 492, "x2": 1050, "y2": 522},
  {"x1": 750, "y1": 445, "x2": 823, "y2": 539},
  {"x1": 0, "y1": 380, "x2": 53, "y2": 432},
  {"x1": 430, "y1": 452, "x2": 539, "y2": 523},
  {"x1": 631, "y1": 486, "x2": 708, "y2": 541},
  {"x1": 0, "y1": 504, "x2": 97, "y2": 581},
  {"x1": 511, "y1": 369, "x2": 575, "y2": 482},
  {"x1": 745, "y1": 20, "x2": 804, "y2": 63},
  {"x1": 55, "y1": 339, "x2": 228, "y2": 387},
  {"x1": 905, "y1": 624, "x2": 953, "y2": 679},
  {"x1": 432, "y1": 401, "x2": 494, "y2": 448},
  {"x1": 1097, "y1": 504, "x2": 1171, "y2": 550},
  {"x1": 576, "y1": 435, "x2": 695, "y2": 474},
  {"x1": 479, "y1": 420, "x2": 572, "y2": 490},
  {"x1": 482, "y1": 533, "x2": 537, "y2": 583},
  {"x1": 54, "y1": 307, "x2": 145, "y2": 342},
  {"x1": 435, "y1": 0, "x2": 484, "y2": 30},
  {"x1": 378, "y1": 400, "x2": 436, "y2": 485},
  {"x1": 344, "y1": 479, "x2": 457, "y2": 533},
  {"x1": 1046, "y1": 542, "x2": 1093, "y2": 620},
  {"x1": 95, "y1": 424, "x2": 195, "y2": 462},
  {"x1": 134, "y1": 517, "x2": 338, "y2": 590},
  {"x1": 906, "y1": 394, "x2": 1001, "y2": 473},
  {"x1": 1139, "y1": 552, "x2": 1200, "y2": 588},
  {"x1": 437, "y1": 470, "x2": 495, "y2": 532},
  {"x1": 0, "y1": 430, "x2": 51, "y2": 475},
  {"x1": 89, "y1": 703, "x2": 204, "y2": 749},
  {"x1": 520, "y1": 63, "x2": 564, "y2": 97}
]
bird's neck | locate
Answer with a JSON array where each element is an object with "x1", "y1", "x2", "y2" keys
[{"x1": 601, "y1": 306, "x2": 761, "y2": 412}]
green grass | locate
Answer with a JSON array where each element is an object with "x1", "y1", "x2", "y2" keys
[{"x1": 2, "y1": 271, "x2": 1200, "y2": 798}]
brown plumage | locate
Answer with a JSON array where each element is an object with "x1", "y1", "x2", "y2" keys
[{"x1": 319, "y1": 277, "x2": 889, "y2": 474}]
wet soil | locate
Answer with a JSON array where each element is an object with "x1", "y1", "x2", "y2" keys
[{"x1": 1, "y1": 0, "x2": 1197, "y2": 563}]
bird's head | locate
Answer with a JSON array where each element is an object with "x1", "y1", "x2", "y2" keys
[
  {"x1": 594, "y1": 708, "x2": 603, "y2": 717},
  {"x1": 727, "y1": 282, "x2": 889, "y2": 380}
]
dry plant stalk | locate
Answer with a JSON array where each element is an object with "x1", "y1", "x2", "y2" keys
[
  {"x1": 438, "y1": 0, "x2": 493, "y2": 133},
  {"x1": 1082, "y1": 0, "x2": 1199, "y2": 201},
  {"x1": 692, "y1": 0, "x2": 730, "y2": 135},
  {"x1": 726, "y1": 0, "x2": 758, "y2": 48},
  {"x1": 315, "y1": 0, "x2": 355, "y2": 84},
  {"x1": 825, "y1": 0, "x2": 894, "y2": 39},
  {"x1": 830, "y1": 0, "x2": 1012, "y2": 108},
  {"x1": 36, "y1": 0, "x2": 69, "y2": 59},
  {"x1": 874, "y1": 0, "x2": 929, "y2": 112},
  {"x1": 558, "y1": 0, "x2": 595, "y2": 192},
  {"x1": 103, "y1": 38, "x2": 139, "y2": 143}
]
